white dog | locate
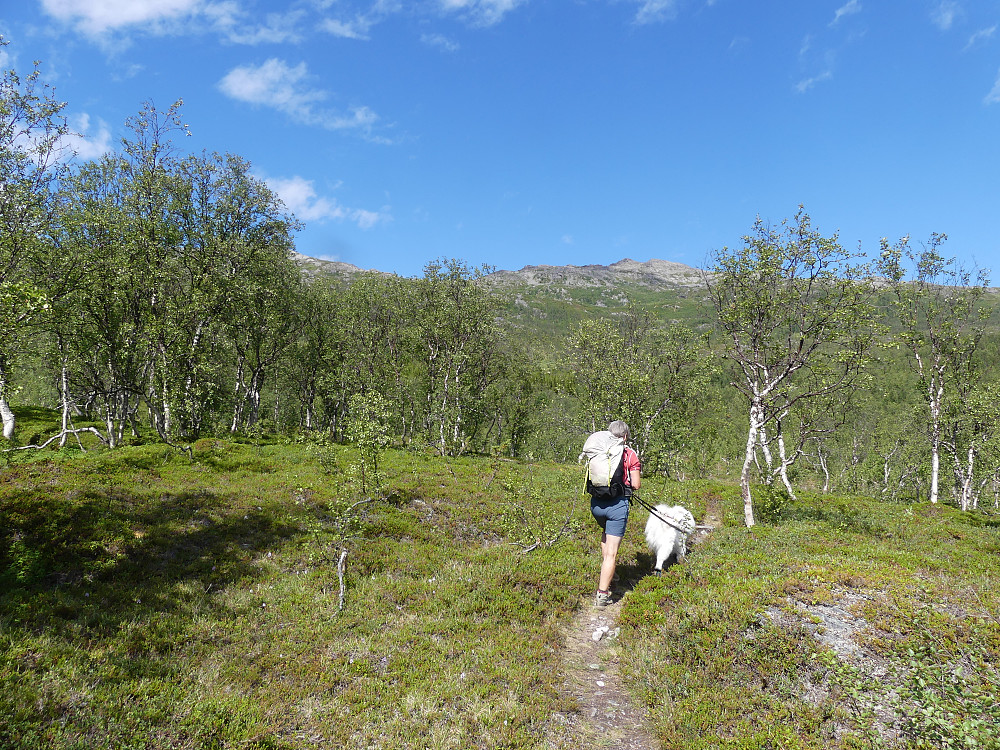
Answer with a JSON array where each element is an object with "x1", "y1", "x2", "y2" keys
[{"x1": 644, "y1": 504, "x2": 696, "y2": 574}]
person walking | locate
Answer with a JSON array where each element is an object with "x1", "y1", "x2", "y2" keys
[{"x1": 585, "y1": 420, "x2": 640, "y2": 607}]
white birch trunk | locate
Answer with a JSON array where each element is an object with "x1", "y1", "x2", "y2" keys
[
  {"x1": 774, "y1": 419, "x2": 797, "y2": 501},
  {"x1": 0, "y1": 355, "x2": 14, "y2": 439},
  {"x1": 816, "y1": 444, "x2": 830, "y2": 493},
  {"x1": 758, "y1": 422, "x2": 774, "y2": 473},
  {"x1": 59, "y1": 354, "x2": 71, "y2": 447},
  {"x1": 740, "y1": 399, "x2": 763, "y2": 527},
  {"x1": 0, "y1": 394, "x2": 14, "y2": 440},
  {"x1": 960, "y1": 445, "x2": 976, "y2": 512}
]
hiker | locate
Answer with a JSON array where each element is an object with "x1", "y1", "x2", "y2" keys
[{"x1": 584, "y1": 420, "x2": 640, "y2": 607}]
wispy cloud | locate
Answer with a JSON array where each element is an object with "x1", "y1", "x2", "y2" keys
[
  {"x1": 39, "y1": 0, "x2": 304, "y2": 44},
  {"x1": 39, "y1": 0, "x2": 202, "y2": 35},
  {"x1": 209, "y1": 7, "x2": 305, "y2": 45},
  {"x1": 795, "y1": 69, "x2": 833, "y2": 93},
  {"x1": 561, "y1": 234, "x2": 574, "y2": 245},
  {"x1": 439, "y1": 0, "x2": 524, "y2": 27},
  {"x1": 63, "y1": 113, "x2": 113, "y2": 161},
  {"x1": 632, "y1": 0, "x2": 681, "y2": 25},
  {"x1": 830, "y1": 0, "x2": 861, "y2": 26},
  {"x1": 421, "y1": 32, "x2": 460, "y2": 52},
  {"x1": 985, "y1": 68, "x2": 1000, "y2": 104},
  {"x1": 265, "y1": 174, "x2": 392, "y2": 229},
  {"x1": 218, "y1": 58, "x2": 384, "y2": 138},
  {"x1": 322, "y1": 17, "x2": 374, "y2": 40},
  {"x1": 931, "y1": 1, "x2": 961, "y2": 31},
  {"x1": 964, "y1": 25, "x2": 996, "y2": 51}
]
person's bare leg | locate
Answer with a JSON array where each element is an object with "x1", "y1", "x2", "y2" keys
[{"x1": 598, "y1": 533, "x2": 622, "y2": 592}]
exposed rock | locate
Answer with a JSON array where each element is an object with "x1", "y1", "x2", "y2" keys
[
  {"x1": 291, "y1": 251, "x2": 373, "y2": 280},
  {"x1": 291, "y1": 251, "x2": 708, "y2": 291},
  {"x1": 486, "y1": 257, "x2": 707, "y2": 290}
]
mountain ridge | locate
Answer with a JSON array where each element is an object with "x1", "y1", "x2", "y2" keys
[{"x1": 293, "y1": 252, "x2": 706, "y2": 289}]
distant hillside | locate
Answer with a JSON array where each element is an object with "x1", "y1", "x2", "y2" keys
[
  {"x1": 291, "y1": 253, "x2": 707, "y2": 291},
  {"x1": 485, "y1": 258, "x2": 706, "y2": 290},
  {"x1": 291, "y1": 251, "x2": 368, "y2": 280}
]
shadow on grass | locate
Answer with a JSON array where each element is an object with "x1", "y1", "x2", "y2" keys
[
  {"x1": 0, "y1": 485, "x2": 301, "y2": 636},
  {"x1": 754, "y1": 490, "x2": 891, "y2": 537}
]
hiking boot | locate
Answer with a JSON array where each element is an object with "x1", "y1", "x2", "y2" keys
[{"x1": 594, "y1": 590, "x2": 612, "y2": 607}]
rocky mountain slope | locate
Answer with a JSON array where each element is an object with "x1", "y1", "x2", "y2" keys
[
  {"x1": 485, "y1": 258, "x2": 706, "y2": 289},
  {"x1": 292, "y1": 252, "x2": 707, "y2": 291}
]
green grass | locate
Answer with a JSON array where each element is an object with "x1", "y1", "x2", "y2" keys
[{"x1": 3, "y1": 432, "x2": 1000, "y2": 748}]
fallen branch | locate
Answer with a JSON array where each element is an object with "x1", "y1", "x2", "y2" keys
[
  {"x1": 3, "y1": 426, "x2": 107, "y2": 452},
  {"x1": 337, "y1": 547, "x2": 349, "y2": 612}
]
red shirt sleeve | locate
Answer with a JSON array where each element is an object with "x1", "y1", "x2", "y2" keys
[{"x1": 623, "y1": 447, "x2": 640, "y2": 485}]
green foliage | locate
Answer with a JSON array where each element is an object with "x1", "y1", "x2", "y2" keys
[
  {"x1": 707, "y1": 208, "x2": 881, "y2": 525},
  {"x1": 569, "y1": 305, "x2": 713, "y2": 469},
  {"x1": 895, "y1": 642, "x2": 1000, "y2": 749},
  {"x1": 0, "y1": 438, "x2": 596, "y2": 748},
  {"x1": 345, "y1": 391, "x2": 391, "y2": 498},
  {"x1": 752, "y1": 483, "x2": 792, "y2": 525},
  {"x1": 491, "y1": 453, "x2": 583, "y2": 551}
]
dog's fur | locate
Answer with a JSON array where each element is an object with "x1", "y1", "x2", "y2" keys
[{"x1": 644, "y1": 504, "x2": 695, "y2": 574}]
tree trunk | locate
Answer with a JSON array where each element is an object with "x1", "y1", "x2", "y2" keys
[
  {"x1": 59, "y1": 350, "x2": 71, "y2": 447},
  {"x1": 817, "y1": 445, "x2": 830, "y2": 493},
  {"x1": 0, "y1": 393, "x2": 14, "y2": 440},
  {"x1": 960, "y1": 445, "x2": 976, "y2": 512},
  {"x1": 774, "y1": 418, "x2": 797, "y2": 501},
  {"x1": 0, "y1": 355, "x2": 15, "y2": 440},
  {"x1": 740, "y1": 399, "x2": 763, "y2": 528}
]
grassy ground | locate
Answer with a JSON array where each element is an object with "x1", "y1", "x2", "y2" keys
[{"x1": 3, "y1": 410, "x2": 1000, "y2": 748}]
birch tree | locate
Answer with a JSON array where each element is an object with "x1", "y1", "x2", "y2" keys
[
  {"x1": 56, "y1": 102, "x2": 187, "y2": 446},
  {"x1": 707, "y1": 209, "x2": 878, "y2": 527},
  {"x1": 417, "y1": 259, "x2": 506, "y2": 455},
  {"x1": 0, "y1": 52, "x2": 68, "y2": 439},
  {"x1": 570, "y1": 306, "x2": 711, "y2": 472},
  {"x1": 877, "y1": 234, "x2": 990, "y2": 506}
]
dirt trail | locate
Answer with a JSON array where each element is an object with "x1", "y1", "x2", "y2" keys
[{"x1": 547, "y1": 500, "x2": 722, "y2": 749}]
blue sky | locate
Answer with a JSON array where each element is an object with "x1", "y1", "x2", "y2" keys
[{"x1": 2, "y1": 1, "x2": 1000, "y2": 278}]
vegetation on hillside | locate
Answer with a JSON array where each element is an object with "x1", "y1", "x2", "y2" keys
[
  {"x1": 2, "y1": 416, "x2": 998, "y2": 748},
  {"x1": 4, "y1": 50, "x2": 1000, "y2": 749}
]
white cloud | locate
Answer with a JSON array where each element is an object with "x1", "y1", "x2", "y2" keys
[
  {"x1": 39, "y1": 0, "x2": 304, "y2": 44},
  {"x1": 931, "y1": 1, "x2": 960, "y2": 31},
  {"x1": 633, "y1": 0, "x2": 681, "y2": 24},
  {"x1": 212, "y1": 7, "x2": 305, "y2": 45},
  {"x1": 323, "y1": 17, "x2": 372, "y2": 40},
  {"x1": 63, "y1": 113, "x2": 113, "y2": 160},
  {"x1": 985, "y1": 69, "x2": 1000, "y2": 104},
  {"x1": 219, "y1": 59, "x2": 326, "y2": 121},
  {"x1": 561, "y1": 234, "x2": 574, "y2": 245},
  {"x1": 964, "y1": 25, "x2": 996, "y2": 51},
  {"x1": 219, "y1": 59, "x2": 386, "y2": 137},
  {"x1": 439, "y1": 0, "x2": 524, "y2": 27},
  {"x1": 795, "y1": 69, "x2": 833, "y2": 93},
  {"x1": 265, "y1": 175, "x2": 391, "y2": 229},
  {"x1": 40, "y1": 0, "x2": 203, "y2": 35},
  {"x1": 421, "y1": 33, "x2": 460, "y2": 52},
  {"x1": 830, "y1": 0, "x2": 861, "y2": 26}
]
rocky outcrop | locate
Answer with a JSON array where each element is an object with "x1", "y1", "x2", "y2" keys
[
  {"x1": 292, "y1": 252, "x2": 708, "y2": 290},
  {"x1": 485, "y1": 258, "x2": 706, "y2": 289},
  {"x1": 291, "y1": 251, "x2": 369, "y2": 279}
]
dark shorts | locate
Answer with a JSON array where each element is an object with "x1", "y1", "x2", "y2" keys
[{"x1": 590, "y1": 495, "x2": 630, "y2": 537}]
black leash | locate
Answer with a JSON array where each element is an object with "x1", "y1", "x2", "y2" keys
[{"x1": 630, "y1": 493, "x2": 695, "y2": 535}]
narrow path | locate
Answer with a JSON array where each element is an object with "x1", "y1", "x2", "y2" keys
[
  {"x1": 547, "y1": 499, "x2": 722, "y2": 749},
  {"x1": 551, "y1": 597, "x2": 659, "y2": 749}
]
